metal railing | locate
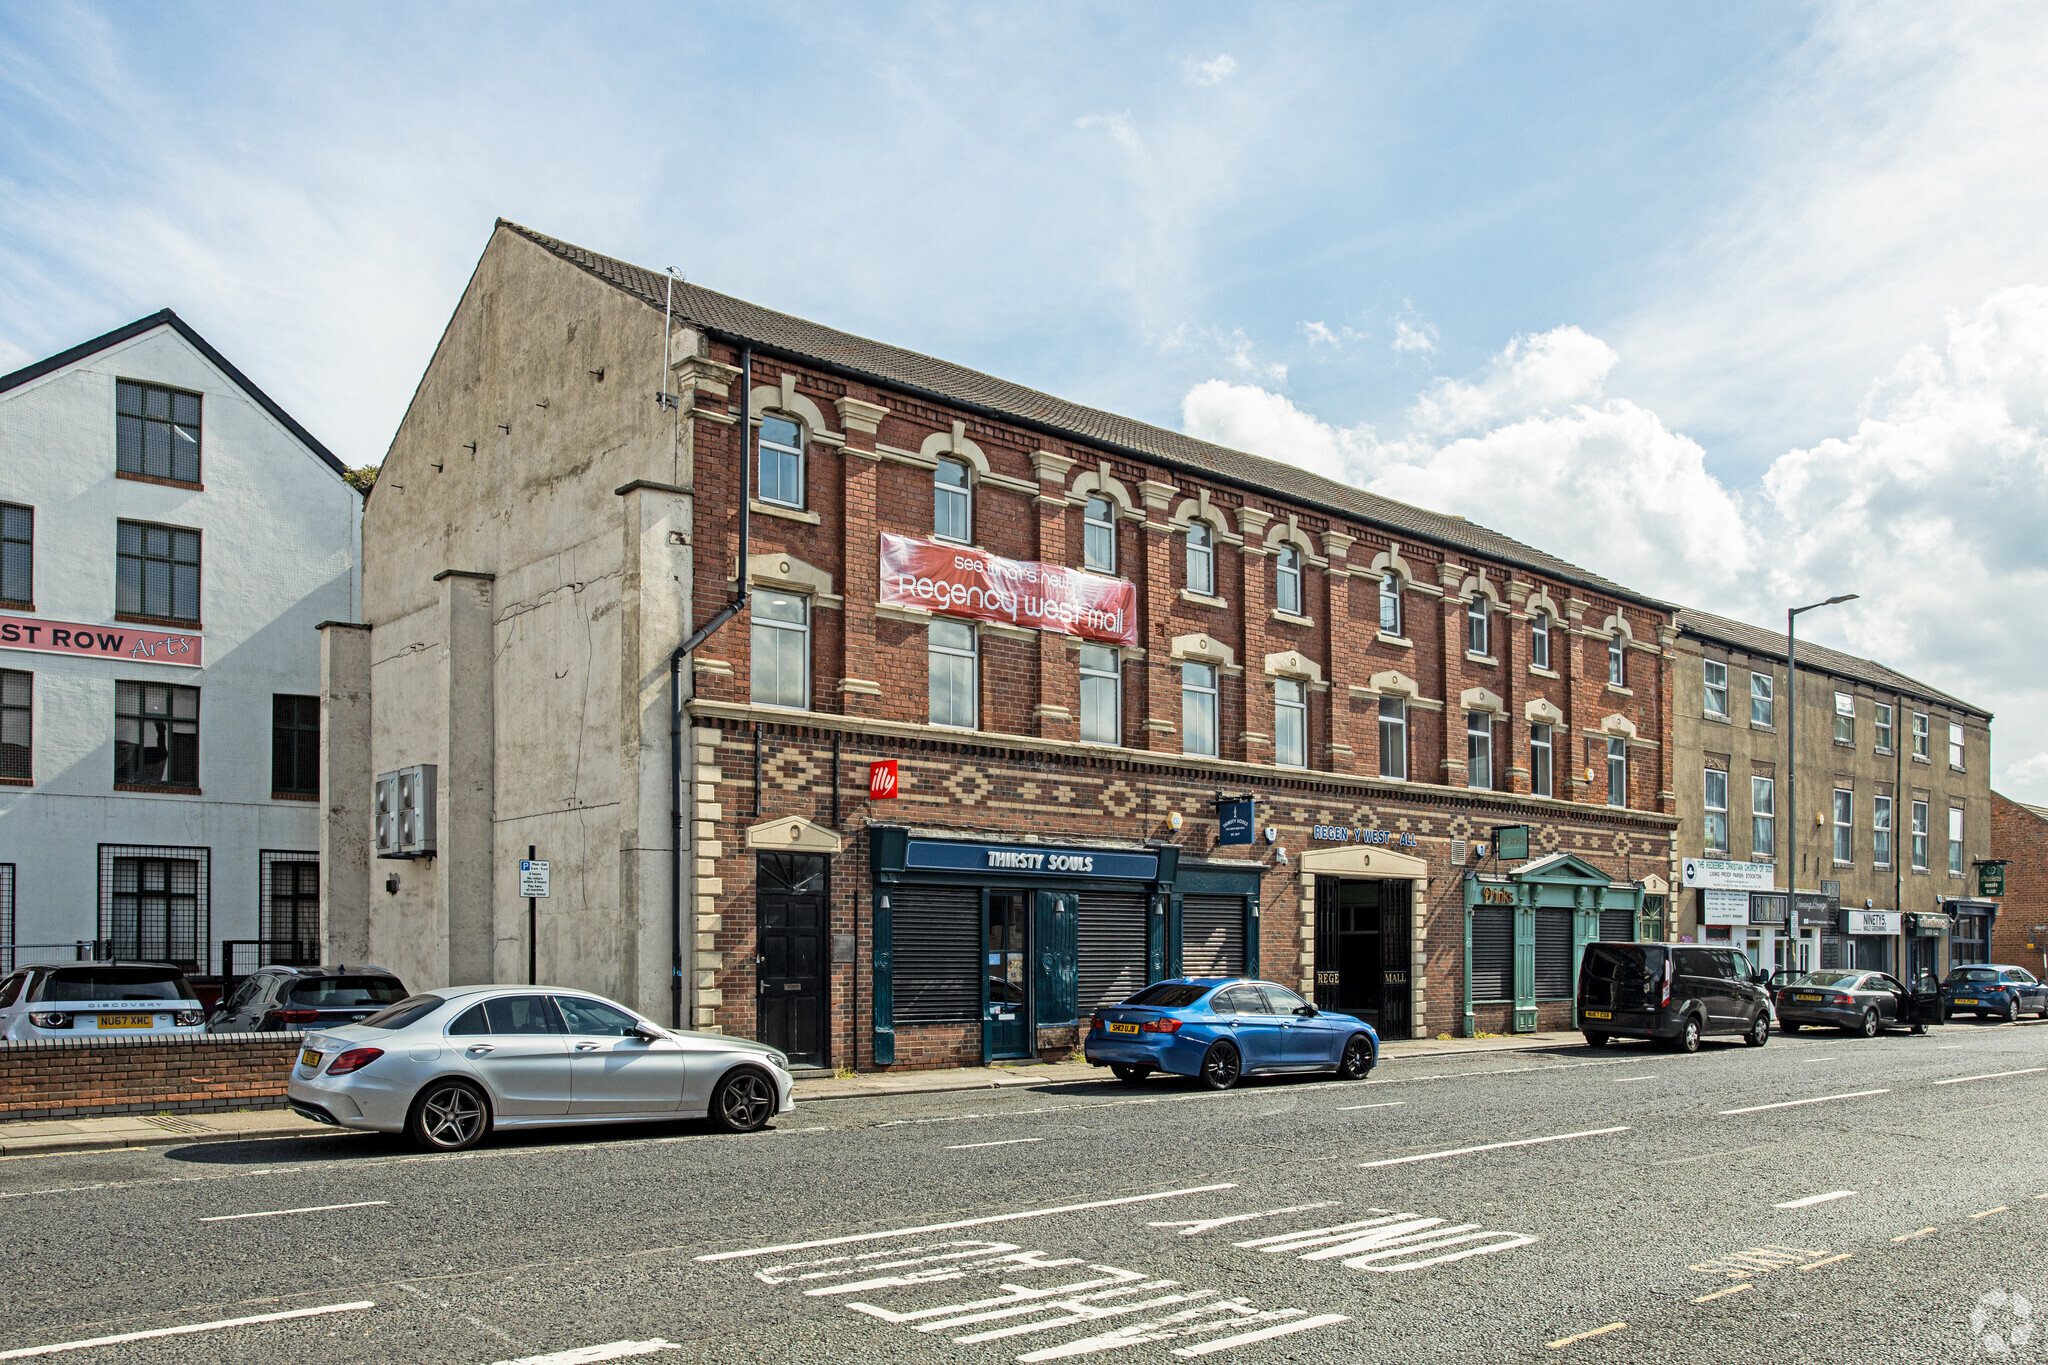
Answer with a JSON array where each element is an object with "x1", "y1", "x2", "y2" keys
[
  {"x1": 218, "y1": 938, "x2": 320, "y2": 998},
  {"x1": 0, "y1": 942, "x2": 108, "y2": 974}
]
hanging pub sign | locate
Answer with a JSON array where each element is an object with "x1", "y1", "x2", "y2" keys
[
  {"x1": 1978, "y1": 863, "x2": 2007, "y2": 898},
  {"x1": 1217, "y1": 799, "x2": 1255, "y2": 845},
  {"x1": 879, "y1": 533, "x2": 1138, "y2": 647},
  {"x1": 1493, "y1": 825, "x2": 1530, "y2": 861}
]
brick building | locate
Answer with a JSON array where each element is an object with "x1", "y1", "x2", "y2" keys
[
  {"x1": 327, "y1": 222, "x2": 1679, "y2": 1072},
  {"x1": 1990, "y1": 793, "x2": 2046, "y2": 973}
]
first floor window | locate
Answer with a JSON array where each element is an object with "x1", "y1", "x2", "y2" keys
[
  {"x1": 1703, "y1": 660, "x2": 1728, "y2": 718},
  {"x1": 1912, "y1": 800, "x2": 1929, "y2": 870},
  {"x1": 260, "y1": 852, "x2": 319, "y2": 964},
  {"x1": 1274, "y1": 678, "x2": 1306, "y2": 767},
  {"x1": 1078, "y1": 644, "x2": 1119, "y2": 745},
  {"x1": 1751, "y1": 776, "x2": 1775, "y2": 857},
  {"x1": 1186, "y1": 521, "x2": 1214, "y2": 597},
  {"x1": 1703, "y1": 768, "x2": 1728, "y2": 851},
  {"x1": 1275, "y1": 546, "x2": 1302, "y2": 616},
  {"x1": 103, "y1": 848, "x2": 206, "y2": 968},
  {"x1": 0, "y1": 503, "x2": 30, "y2": 606},
  {"x1": 1530, "y1": 722, "x2": 1552, "y2": 797},
  {"x1": 1751, "y1": 671, "x2": 1774, "y2": 726},
  {"x1": 1832, "y1": 789, "x2": 1853, "y2": 863},
  {"x1": 1379, "y1": 697, "x2": 1406, "y2": 780},
  {"x1": 116, "y1": 519, "x2": 200, "y2": 622},
  {"x1": 1182, "y1": 662, "x2": 1217, "y2": 757},
  {"x1": 933, "y1": 458, "x2": 970, "y2": 542},
  {"x1": 1608, "y1": 636, "x2": 1625, "y2": 686},
  {"x1": 0, "y1": 670, "x2": 27, "y2": 781},
  {"x1": 1606, "y1": 737, "x2": 1626, "y2": 807},
  {"x1": 1912, "y1": 712, "x2": 1929, "y2": 757},
  {"x1": 1380, "y1": 574, "x2": 1402, "y2": 635},
  {"x1": 1531, "y1": 610, "x2": 1550, "y2": 669},
  {"x1": 271, "y1": 694, "x2": 319, "y2": 795},
  {"x1": 1873, "y1": 794, "x2": 1893, "y2": 868},
  {"x1": 115, "y1": 681, "x2": 197, "y2": 787},
  {"x1": 1949, "y1": 807, "x2": 1964, "y2": 874},
  {"x1": 928, "y1": 619, "x2": 976, "y2": 729},
  {"x1": 1466, "y1": 711, "x2": 1493, "y2": 790},
  {"x1": 1467, "y1": 596, "x2": 1489, "y2": 655},
  {"x1": 757, "y1": 414, "x2": 805, "y2": 508},
  {"x1": 750, "y1": 590, "x2": 809, "y2": 709}
]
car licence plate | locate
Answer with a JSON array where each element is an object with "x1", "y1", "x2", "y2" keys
[
  {"x1": 1795, "y1": 993, "x2": 1823, "y2": 1002},
  {"x1": 300, "y1": 1049, "x2": 324, "y2": 1069},
  {"x1": 1956, "y1": 998, "x2": 1979, "y2": 1006},
  {"x1": 97, "y1": 1014, "x2": 156, "y2": 1029},
  {"x1": 1107, "y1": 1022, "x2": 1140, "y2": 1034},
  {"x1": 1583, "y1": 1010, "x2": 1612, "y2": 1020}
]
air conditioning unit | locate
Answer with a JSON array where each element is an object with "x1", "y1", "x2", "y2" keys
[{"x1": 374, "y1": 765, "x2": 436, "y2": 859}]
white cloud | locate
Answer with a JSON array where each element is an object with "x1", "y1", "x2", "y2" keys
[
  {"x1": 1074, "y1": 110, "x2": 1144, "y2": 152},
  {"x1": 1301, "y1": 319, "x2": 1365, "y2": 349},
  {"x1": 1390, "y1": 318, "x2": 1437, "y2": 355},
  {"x1": 1184, "y1": 299, "x2": 2048, "y2": 798},
  {"x1": 1183, "y1": 54, "x2": 1237, "y2": 86}
]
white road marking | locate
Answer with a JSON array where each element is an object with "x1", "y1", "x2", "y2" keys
[
  {"x1": 1612, "y1": 1076, "x2": 1658, "y2": 1083},
  {"x1": 1797, "y1": 1253, "x2": 1853, "y2": 1270},
  {"x1": 1547, "y1": 1322, "x2": 1625, "y2": 1349},
  {"x1": 1775, "y1": 1190, "x2": 1855, "y2": 1209},
  {"x1": 0, "y1": 1301, "x2": 374, "y2": 1359},
  {"x1": 1235, "y1": 1211, "x2": 1535, "y2": 1272},
  {"x1": 1971, "y1": 1207, "x2": 2011, "y2": 1219},
  {"x1": 488, "y1": 1343, "x2": 679, "y2": 1365},
  {"x1": 1337, "y1": 1102, "x2": 1404, "y2": 1111},
  {"x1": 1167, "y1": 1315, "x2": 1353, "y2": 1357},
  {"x1": 946, "y1": 1138, "x2": 1046, "y2": 1150},
  {"x1": 1359, "y1": 1127, "x2": 1629, "y2": 1168},
  {"x1": 1694, "y1": 1284, "x2": 1751, "y2": 1303},
  {"x1": 1935, "y1": 1045, "x2": 1966, "y2": 1049},
  {"x1": 1149, "y1": 1202, "x2": 1340, "y2": 1236},
  {"x1": 695, "y1": 1184, "x2": 1237, "y2": 1261},
  {"x1": 1800, "y1": 1058, "x2": 1837, "y2": 1064},
  {"x1": 1718, "y1": 1089, "x2": 1889, "y2": 1115},
  {"x1": 200, "y1": 1200, "x2": 390, "y2": 1222},
  {"x1": 1892, "y1": 1228, "x2": 1937, "y2": 1241},
  {"x1": 1932, "y1": 1067, "x2": 2047, "y2": 1085}
]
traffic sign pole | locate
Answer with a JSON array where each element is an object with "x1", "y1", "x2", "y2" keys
[{"x1": 528, "y1": 844, "x2": 537, "y2": 985}]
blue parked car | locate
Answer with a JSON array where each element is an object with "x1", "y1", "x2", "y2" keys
[
  {"x1": 1942, "y1": 965, "x2": 2048, "y2": 1022},
  {"x1": 1083, "y1": 977, "x2": 1378, "y2": 1090}
]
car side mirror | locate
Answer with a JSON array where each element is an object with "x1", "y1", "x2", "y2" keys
[
  {"x1": 632, "y1": 1023, "x2": 664, "y2": 1042},
  {"x1": 1294, "y1": 1005, "x2": 1318, "y2": 1017}
]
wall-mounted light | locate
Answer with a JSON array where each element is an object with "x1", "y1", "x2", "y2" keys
[{"x1": 385, "y1": 874, "x2": 400, "y2": 895}]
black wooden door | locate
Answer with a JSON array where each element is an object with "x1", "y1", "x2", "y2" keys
[
  {"x1": 757, "y1": 853, "x2": 827, "y2": 1068},
  {"x1": 1379, "y1": 879, "x2": 1412, "y2": 1037}
]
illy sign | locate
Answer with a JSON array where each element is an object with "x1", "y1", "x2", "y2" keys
[{"x1": 868, "y1": 759, "x2": 899, "y2": 800}]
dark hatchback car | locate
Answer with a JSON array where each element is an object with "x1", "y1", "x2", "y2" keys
[
  {"x1": 207, "y1": 965, "x2": 408, "y2": 1033},
  {"x1": 1777, "y1": 970, "x2": 1939, "y2": 1036},
  {"x1": 1578, "y1": 942, "x2": 1772, "y2": 1052},
  {"x1": 1941, "y1": 965, "x2": 2048, "y2": 1022}
]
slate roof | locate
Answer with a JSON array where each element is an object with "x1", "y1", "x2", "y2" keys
[
  {"x1": 1676, "y1": 606, "x2": 1988, "y2": 718},
  {"x1": 0, "y1": 309, "x2": 351, "y2": 482},
  {"x1": 498, "y1": 221, "x2": 1665, "y2": 609}
]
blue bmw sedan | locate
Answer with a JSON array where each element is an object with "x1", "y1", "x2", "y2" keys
[{"x1": 1083, "y1": 978, "x2": 1378, "y2": 1089}]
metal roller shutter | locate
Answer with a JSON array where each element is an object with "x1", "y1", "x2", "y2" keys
[
  {"x1": 1181, "y1": 895, "x2": 1245, "y2": 978},
  {"x1": 1470, "y1": 908, "x2": 1513, "y2": 1001},
  {"x1": 1534, "y1": 908, "x2": 1574, "y2": 998},
  {"x1": 1077, "y1": 891, "x2": 1150, "y2": 1013},
  {"x1": 890, "y1": 885, "x2": 980, "y2": 1023},
  {"x1": 1597, "y1": 906, "x2": 1634, "y2": 942}
]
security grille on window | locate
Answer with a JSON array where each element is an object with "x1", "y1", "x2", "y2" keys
[
  {"x1": 1752, "y1": 776, "x2": 1775, "y2": 858},
  {"x1": 1078, "y1": 644, "x2": 1119, "y2": 745},
  {"x1": 750, "y1": 590, "x2": 809, "y2": 710},
  {"x1": 1703, "y1": 660, "x2": 1728, "y2": 718},
  {"x1": 1949, "y1": 722, "x2": 1965, "y2": 769},
  {"x1": 1607, "y1": 737, "x2": 1626, "y2": 807},
  {"x1": 99, "y1": 844, "x2": 208, "y2": 969},
  {"x1": 259, "y1": 851, "x2": 319, "y2": 965},
  {"x1": 1181, "y1": 662, "x2": 1217, "y2": 757},
  {"x1": 1275, "y1": 678, "x2": 1306, "y2": 768},
  {"x1": 1186, "y1": 521, "x2": 1213, "y2": 596},
  {"x1": 1833, "y1": 692, "x2": 1854, "y2": 744},
  {"x1": 0, "y1": 670, "x2": 28, "y2": 782},
  {"x1": 1912, "y1": 712, "x2": 1928, "y2": 757},
  {"x1": 0, "y1": 864, "x2": 11, "y2": 971},
  {"x1": 934, "y1": 459, "x2": 970, "y2": 543},
  {"x1": 1751, "y1": 672, "x2": 1774, "y2": 726},
  {"x1": 116, "y1": 380, "x2": 201, "y2": 484},
  {"x1": 271, "y1": 694, "x2": 319, "y2": 796},
  {"x1": 1832, "y1": 789, "x2": 1853, "y2": 864},
  {"x1": 1530, "y1": 722, "x2": 1552, "y2": 797},
  {"x1": 1083, "y1": 497, "x2": 1116, "y2": 573},
  {"x1": 1874, "y1": 703, "x2": 1894, "y2": 752},
  {"x1": 0, "y1": 504, "x2": 30, "y2": 606},
  {"x1": 116, "y1": 520, "x2": 200, "y2": 622},
  {"x1": 756, "y1": 414, "x2": 805, "y2": 508},
  {"x1": 1949, "y1": 807, "x2": 1964, "y2": 874},
  {"x1": 1467, "y1": 596, "x2": 1489, "y2": 655},
  {"x1": 1275, "y1": 546, "x2": 1302, "y2": 616},
  {"x1": 1530, "y1": 610, "x2": 1549, "y2": 668},
  {"x1": 1873, "y1": 795, "x2": 1893, "y2": 868},
  {"x1": 1466, "y1": 712, "x2": 1492, "y2": 790},
  {"x1": 1380, "y1": 574, "x2": 1402, "y2": 636},
  {"x1": 1703, "y1": 769, "x2": 1729, "y2": 851},
  {"x1": 1911, "y1": 800, "x2": 1929, "y2": 870},
  {"x1": 927, "y1": 620, "x2": 976, "y2": 729},
  {"x1": 1379, "y1": 697, "x2": 1406, "y2": 780},
  {"x1": 1608, "y1": 636, "x2": 1625, "y2": 686},
  {"x1": 115, "y1": 681, "x2": 198, "y2": 787}
]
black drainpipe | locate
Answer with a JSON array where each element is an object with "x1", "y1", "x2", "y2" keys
[{"x1": 669, "y1": 345, "x2": 752, "y2": 1027}]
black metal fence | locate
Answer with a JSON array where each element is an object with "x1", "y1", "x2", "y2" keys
[
  {"x1": 218, "y1": 938, "x2": 320, "y2": 998},
  {"x1": 0, "y1": 942, "x2": 107, "y2": 974}
]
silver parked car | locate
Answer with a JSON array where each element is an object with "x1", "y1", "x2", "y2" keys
[{"x1": 287, "y1": 985, "x2": 794, "y2": 1151}]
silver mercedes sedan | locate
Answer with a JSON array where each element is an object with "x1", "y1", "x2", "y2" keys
[{"x1": 286, "y1": 985, "x2": 794, "y2": 1151}]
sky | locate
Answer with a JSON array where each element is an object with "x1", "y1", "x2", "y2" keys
[{"x1": 3, "y1": 2, "x2": 2046, "y2": 799}]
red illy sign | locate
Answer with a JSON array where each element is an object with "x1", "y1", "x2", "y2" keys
[
  {"x1": 878, "y1": 533, "x2": 1138, "y2": 648},
  {"x1": 868, "y1": 759, "x2": 899, "y2": 800}
]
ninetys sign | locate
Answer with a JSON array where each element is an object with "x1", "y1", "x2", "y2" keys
[{"x1": 0, "y1": 612, "x2": 202, "y2": 668}]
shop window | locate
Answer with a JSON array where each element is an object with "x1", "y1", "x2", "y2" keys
[
  {"x1": 1467, "y1": 596, "x2": 1489, "y2": 655},
  {"x1": 1873, "y1": 794, "x2": 1893, "y2": 869},
  {"x1": 271, "y1": 694, "x2": 319, "y2": 796},
  {"x1": 1083, "y1": 496, "x2": 1116, "y2": 573},
  {"x1": 756, "y1": 414, "x2": 805, "y2": 509},
  {"x1": 1078, "y1": 644, "x2": 1119, "y2": 745},
  {"x1": 115, "y1": 681, "x2": 198, "y2": 787},
  {"x1": 0, "y1": 670, "x2": 28, "y2": 782},
  {"x1": 116, "y1": 520, "x2": 200, "y2": 623},
  {"x1": 1750, "y1": 672, "x2": 1774, "y2": 727},
  {"x1": 1911, "y1": 800, "x2": 1929, "y2": 870},
  {"x1": 927, "y1": 619, "x2": 976, "y2": 729},
  {"x1": 1751, "y1": 776, "x2": 1775, "y2": 858},
  {"x1": 1834, "y1": 692, "x2": 1854, "y2": 745},
  {"x1": 1530, "y1": 722, "x2": 1552, "y2": 797},
  {"x1": 1948, "y1": 807, "x2": 1964, "y2": 874},
  {"x1": 933, "y1": 459, "x2": 970, "y2": 543},
  {"x1": 1466, "y1": 711, "x2": 1492, "y2": 790},
  {"x1": 117, "y1": 380, "x2": 201, "y2": 484},
  {"x1": 1274, "y1": 678, "x2": 1306, "y2": 768},
  {"x1": 1181, "y1": 662, "x2": 1217, "y2": 758},
  {"x1": 1275, "y1": 546, "x2": 1302, "y2": 616},
  {"x1": 1530, "y1": 610, "x2": 1549, "y2": 669},
  {"x1": 0, "y1": 504, "x2": 30, "y2": 607},
  {"x1": 1606, "y1": 737, "x2": 1626, "y2": 808},
  {"x1": 1380, "y1": 574, "x2": 1403, "y2": 636},
  {"x1": 1703, "y1": 660, "x2": 1728, "y2": 718},
  {"x1": 750, "y1": 590, "x2": 809, "y2": 710},
  {"x1": 1874, "y1": 702, "x2": 1893, "y2": 752},
  {"x1": 1378, "y1": 698, "x2": 1406, "y2": 780},
  {"x1": 1185, "y1": 521, "x2": 1213, "y2": 597},
  {"x1": 1832, "y1": 789, "x2": 1853, "y2": 864},
  {"x1": 1949, "y1": 722, "x2": 1965, "y2": 769},
  {"x1": 1703, "y1": 769, "x2": 1728, "y2": 852}
]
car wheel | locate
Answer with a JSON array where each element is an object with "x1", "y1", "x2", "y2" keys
[
  {"x1": 1667, "y1": 1017, "x2": 1701, "y2": 1054},
  {"x1": 1583, "y1": 1031, "x2": 1611, "y2": 1049},
  {"x1": 2004, "y1": 998, "x2": 2021, "y2": 1024},
  {"x1": 1198, "y1": 1042, "x2": 1242, "y2": 1090},
  {"x1": 406, "y1": 1079, "x2": 490, "y2": 1152},
  {"x1": 1338, "y1": 1034, "x2": 1376, "y2": 1079},
  {"x1": 2037, "y1": 1001, "x2": 2047, "y2": 1021},
  {"x1": 1859, "y1": 1009, "x2": 1879, "y2": 1038},
  {"x1": 1744, "y1": 1013, "x2": 1770, "y2": 1047},
  {"x1": 1110, "y1": 1063, "x2": 1152, "y2": 1085},
  {"x1": 709, "y1": 1067, "x2": 776, "y2": 1133},
  {"x1": 1911, "y1": 1020, "x2": 1928, "y2": 1035}
]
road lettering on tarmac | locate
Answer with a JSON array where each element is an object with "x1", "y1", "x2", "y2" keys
[
  {"x1": 1234, "y1": 1210, "x2": 1536, "y2": 1272},
  {"x1": 1687, "y1": 1244, "x2": 1832, "y2": 1280}
]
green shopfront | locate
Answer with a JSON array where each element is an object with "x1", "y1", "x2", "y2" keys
[
  {"x1": 1463, "y1": 852, "x2": 1655, "y2": 1035},
  {"x1": 868, "y1": 828, "x2": 1263, "y2": 1066}
]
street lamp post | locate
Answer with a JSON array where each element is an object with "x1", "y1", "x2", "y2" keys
[{"x1": 1787, "y1": 594, "x2": 1858, "y2": 974}]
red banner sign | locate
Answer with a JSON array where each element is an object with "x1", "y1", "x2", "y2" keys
[
  {"x1": 878, "y1": 534, "x2": 1138, "y2": 647},
  {"x1": 869, "y1": 759, "x2": 899, "y2": 800},
  {"x1": 0, "y1": 612, "x2": 202, "y2": 668}
]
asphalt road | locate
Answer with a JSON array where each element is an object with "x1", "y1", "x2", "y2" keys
[{"x1": 4, "y1": 1019, "x2": 2047, "y2": 1365}]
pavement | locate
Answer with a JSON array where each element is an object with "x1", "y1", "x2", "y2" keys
[
  {"x1": 2, "y1": 1016, "x2": 2045, "y2": 1363},
  {"x1": 0, "y1": 1029, "x2": 1585, "y2": 1156}
]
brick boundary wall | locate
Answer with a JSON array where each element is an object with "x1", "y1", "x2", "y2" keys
[{"x1": 0, "y1": 1033, "x2": 303, "y2": 1121}]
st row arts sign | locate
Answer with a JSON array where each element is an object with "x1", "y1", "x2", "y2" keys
[
  {"x1": 879, "y1": 533, "x2": 1139, "y2": 648},
  {"x1": 0, "y1": 612, "x2": 202, "y2": 668}
]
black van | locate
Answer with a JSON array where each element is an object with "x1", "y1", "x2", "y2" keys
[{"x1": 1577, "y1": 942, "x2": 1772, "y2": 1052}]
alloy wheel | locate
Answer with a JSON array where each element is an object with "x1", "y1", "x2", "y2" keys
[
  {"x1": 419, "y1": 1084, "x2": 485, "y2": 1149},
  {"x1": 1861, "y1": 1009, "x2": 1879, "y2": 1038},
  {"x1": 1746, "y1": 1014, "x2": 1769, "y2": 1047},
  {"x1": 2005, "y1": 998, "x2": 2021, "y2": 1024},
  {"x1": 1200, "y1": 1043, "x2": 1241, "y2": 1090},
  {"x1": 1339, "y1": 1035, "x2": 1374, "y2": 1079},
  {"x1": 714, "y1": 1071, "x2": 774, "y2": 1132},
  {"x1": 1676, "y1": 1018, "x2": 1700, "y2": 1053}
]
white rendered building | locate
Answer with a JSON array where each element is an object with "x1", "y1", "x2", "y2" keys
[{"x1": 0, "y1": 311, "x2": 361, "y2": 975}]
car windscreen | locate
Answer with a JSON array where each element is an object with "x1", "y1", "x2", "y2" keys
[
  {"x1": 1951, "y1": 968, "x2": 2000, "y2": 983},
  {"x1": 355, "y1": 994, "x2": 445, "y2": 1029},
  {"x1": 1121, "y1": 983, "x2": 1212, "y2": 1009},
  {"x1": 32, "y1": 968, "x2": 190, "y2": 1002},
  {"x1": 289, "y1": 977, "x2": 407, "y2": 1008},
  {"x1": 1799, "y1": 972, "x2": 1862, "y2": 989}
]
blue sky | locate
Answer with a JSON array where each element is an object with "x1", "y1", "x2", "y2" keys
[{"x1": 4, "y1": 2, "x2": 2047, "y2": 797}]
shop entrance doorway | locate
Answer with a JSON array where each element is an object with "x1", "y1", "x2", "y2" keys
[
  {"x1": 756, "y1": 852, "x2": 828, "y2": 1068},
  {"x1": 1313, "y1": 878, "x2": 1412, "y2": 1034},
  {"x1": 984, "y1": 891, "x2": 1031, "y2": 1059}
]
